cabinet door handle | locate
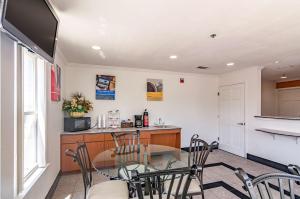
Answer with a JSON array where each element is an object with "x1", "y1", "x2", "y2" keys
[{"x1": 237, "y1": 122, "x2": 245, "y2": 126}]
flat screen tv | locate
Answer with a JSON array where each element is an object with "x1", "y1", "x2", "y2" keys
[{"x1": 1, "y1": 0, "x2": 59, "y2": 63}]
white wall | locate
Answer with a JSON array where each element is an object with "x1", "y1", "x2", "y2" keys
[
  {"x1": 0, "y1": 31, "x2": 17, "y2": 199},
  {"x1": 64, "y1": 63, "x2": 219, "y2": 146},
  {"x1": 219, "y1": 66, "x2": 300, "y2": 166},
  {"x1": 261, "y1": 79, "x2": 277, "y2": 116}
]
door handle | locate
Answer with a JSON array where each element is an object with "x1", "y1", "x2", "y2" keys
[{"x1": 237, "y1": 122, "x2": 245, "y2": 126}]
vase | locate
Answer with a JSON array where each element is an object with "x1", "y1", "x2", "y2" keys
[{"x1": 69, "y1": 112, "x2": 85, "y2": 118}]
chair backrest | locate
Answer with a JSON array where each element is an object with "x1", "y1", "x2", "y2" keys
[
  {"x1": 112, "y1": 130, "x2": 141, "y2": 154},
  {"x1": 132, "y1": 165, "x2": 200, "y2": 199},
  {"x1": 65, "y1": 142, "x2": 92, "y2": 199},
  {"x1": 235, "y1": 168, "x2": 300, "y2": 199},
  {"x1": 188, "y1": 134, "x2": 217, "y2": 168},
  {"x1": 288, "y1": 164, "x2": 300, "y2": 185},
  {"x1": 288, "y1": 164, "x2": 300, "y2": 176}
]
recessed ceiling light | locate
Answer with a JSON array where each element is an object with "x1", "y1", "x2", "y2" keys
[
  {"x1": 169, "y1": 55, "x2": 178, "y2": 59},
  {"x1": 275, "y1": 61, "x2": 280, "y2": 64},
  {"x1": 226, "y1": 62, "x2": 235, "y2": 66},
  {"x1": 281, "y1": 74, "x2": 287, "y2": 79},
  {"x1": 92, "y1": 45, "x2": 101, "y2": 50}
]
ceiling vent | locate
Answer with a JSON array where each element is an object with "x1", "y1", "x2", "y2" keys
[{"x1": 196, "y1": 66, "x2": 209, "y2": 69}]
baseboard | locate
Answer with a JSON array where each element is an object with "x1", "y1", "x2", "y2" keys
[
  {"x1": 247, "y1": 153, "x2": 289, "y2": 173},
  {"x1": 45, "y1": 170, "x2": 62, "y2": 199}
]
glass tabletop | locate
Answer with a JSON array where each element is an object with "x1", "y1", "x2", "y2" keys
[{"x1": 92, "y1": 144, "x2": 189, "y2": 179}]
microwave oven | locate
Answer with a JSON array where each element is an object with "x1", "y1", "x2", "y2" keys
[{"x1": 64, "y1": 117, "x2": 91, "y2": 132}]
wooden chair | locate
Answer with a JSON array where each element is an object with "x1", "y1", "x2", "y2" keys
[
  {"x1": 235, "y1": 167, "x2": 300, "y2": 199},
  {"x1": 65, "y1": 143, "x2": 129, "y2": 199},
  {"x1": 132, "y1": 165, "x2": 201, "y2": 199}
]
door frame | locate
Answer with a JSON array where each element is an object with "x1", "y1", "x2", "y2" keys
[{"x1": 218, "y1": 82, "x2": 246, "y2": 157}]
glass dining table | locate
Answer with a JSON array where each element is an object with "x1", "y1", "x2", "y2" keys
[{"x1": 92, "y1": 144, "x2": 189, "y2": 180}]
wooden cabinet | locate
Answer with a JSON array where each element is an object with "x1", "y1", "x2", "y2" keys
[
  {"x1": 61, "y1": 143, "x2": 80, "y2": 172},
  {"x1": 61, "y1": 134, "x2": 83, "y2": 144},
  {"x1": 84, "y1": 134, "x2": 105, "y2": 142},
  {"x1": 105, "y1": 140, "x2": 116, "y2": 150},
  {"x1": 60, "y1": 128, "x2": 181, "y2": 173},
  {"x1": 150, "y1": 129, "x2": 181, "y2": 148},
  {"x1": 61, "y1": 134, "x2": 105, "y2": 173},
  {"x1": 86, "y1": 142, "x2": 105, "y2": 161}
]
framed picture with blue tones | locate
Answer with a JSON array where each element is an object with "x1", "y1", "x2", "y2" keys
[{"x1": 96, "y1": 75, "x2": 116, "y2": 100}]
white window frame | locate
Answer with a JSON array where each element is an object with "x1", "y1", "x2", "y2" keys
[
  {"x1": 17, "y1": 46, "x2": 47, "y2": 193},
  {"x1": 23, "y1": 49, "x2": 39, "y2": 181}
]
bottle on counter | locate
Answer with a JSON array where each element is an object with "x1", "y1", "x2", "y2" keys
[
  {"x1": 143, "y1": 109, "x2": 149, "y2": 127},
  {"x1": 101, "y1": 114, "x2": 106, "y2": 128},
  {"x1": 97, "y1": 114, "x2": 101, "y2": 128}
]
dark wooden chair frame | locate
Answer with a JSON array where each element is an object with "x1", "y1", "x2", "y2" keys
[
  {"x1": 132, "y1": 165, "x2": 201, "y2": 199},
  {"x1": 288, "y1": 164, "x2": 300, "y2": 185},
  {"x1": 187, "y1": 134, "x2": 218, "y2": 199},
  {"x1": 65, "y1": 143, "x2": 93, "y2": 199},
  {"x1": 235, "y1": 167, "x2": 300, "y2": 199},
  {"x1": 111, "y1": 130, "x2": 141, "y2": 154}
]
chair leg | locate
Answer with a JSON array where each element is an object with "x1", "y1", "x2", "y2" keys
[
  {"x1": 200, "y1": 186, "x2": 205, "y2": 199},
  {"x1": 200, "y1": 172, "x2": 205, "y2": 199},
  {"x1": 84, "y1": 187, "x2": 87, "y2": 199},
  {"x1": 129, "y1": 186, "x2": 136, "y2": 198}
]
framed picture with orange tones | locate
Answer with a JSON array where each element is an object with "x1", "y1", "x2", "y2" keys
[{"x1": 147, "y1": 79, "x2": 163, "y2": 101}]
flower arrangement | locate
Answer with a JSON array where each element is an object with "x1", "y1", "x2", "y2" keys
[{"x1": 62, "y1": 93, "x2": 93, "y2": 117}]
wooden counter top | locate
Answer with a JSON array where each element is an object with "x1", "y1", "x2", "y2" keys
[{"x1": 61, "y1": 125, "x2": 181, "y2": 135}]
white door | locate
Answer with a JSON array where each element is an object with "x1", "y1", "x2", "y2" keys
[{"x1": 219, "y1": 83, "x2": 245, "y2": 157}]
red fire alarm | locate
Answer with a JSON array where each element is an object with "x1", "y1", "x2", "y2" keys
[{"x1": 180, "y1": 78, "x2": 184, "y2": 83}]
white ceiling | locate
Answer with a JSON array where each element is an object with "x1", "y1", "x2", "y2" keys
[
  {"x1": 262, "y1": 65, "x2": 300, "y2": 82},
  {"x1": 50, "y1": 0, "x2": 300, "y2": 74}
]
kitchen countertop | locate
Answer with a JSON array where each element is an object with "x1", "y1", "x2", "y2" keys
[{"x1": 61, "y1": 125, "x2": 181, "y2": 135}]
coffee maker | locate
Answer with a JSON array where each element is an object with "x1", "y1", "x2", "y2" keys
[{"x1": 134, "y1": 115, "x2": 143, "y2": 128}]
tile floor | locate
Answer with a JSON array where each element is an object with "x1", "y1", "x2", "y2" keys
[{"x1": 52, "y1": 150, "x2": 300, "y2": 199}]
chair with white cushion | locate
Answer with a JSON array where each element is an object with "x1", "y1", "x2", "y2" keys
[
  {"x1": 187, "y1": 135, "x2": 217, "y2": 198},
  {"x1": 166, "y1": 135, "x2": 217, "y2": 199},
  {"x1": 65, "y1": 143, "x2": 129, "y2": 199}
]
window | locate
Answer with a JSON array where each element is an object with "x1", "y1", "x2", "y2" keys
[{"x1": 22, "y1": 48, "x2": 46, "y2": 181}]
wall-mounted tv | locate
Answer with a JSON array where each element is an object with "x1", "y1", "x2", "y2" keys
[{"x1": 1, "y1": 0, "x2": 59, "y2": 63}]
